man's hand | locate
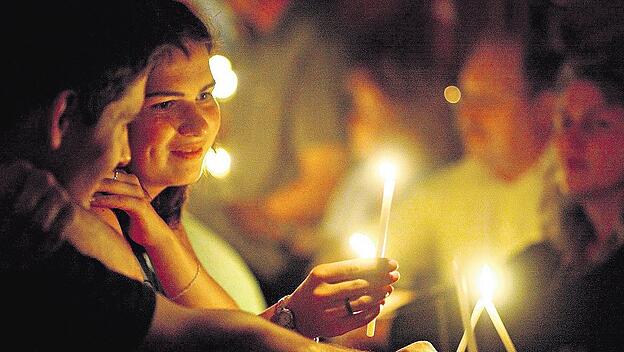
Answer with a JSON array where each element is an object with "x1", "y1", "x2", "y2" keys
[{"x1": 0, "y1": 160, "x2": 74, "y2": 269}]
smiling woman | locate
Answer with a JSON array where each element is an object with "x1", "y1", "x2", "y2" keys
[
  {"x1": 130, "y1": 40, "x2": 220, "y2": 195},
  {"x1": 87, "y1": 1, "x2": 402, "y2": 342}
]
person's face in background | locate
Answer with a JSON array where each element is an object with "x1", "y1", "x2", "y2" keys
[
  {"x1": 555, "y1": 79, "x2": 624, "y2": 197},
  {"x1": 457, "y1": 42, "x2": 532, "y2": 176},
  {"x1": 128, "y1": 41, "x2": 220, "y2": 193},
  {"x1": 55, "y1": 75, "x2": 146, "y2": 207}
]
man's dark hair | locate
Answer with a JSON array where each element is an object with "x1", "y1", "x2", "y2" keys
[{"x1": 2, "y1": 0, "x2": 213, "y2": 162}]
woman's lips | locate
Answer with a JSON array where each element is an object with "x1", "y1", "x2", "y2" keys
[{"x1": 171, "y1": 148, "x2": 204, "y2": 159}]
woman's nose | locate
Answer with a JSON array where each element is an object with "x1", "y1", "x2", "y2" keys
[
  {"x1": 179, "y1": 107, "x2": 209, "y2": 137},
  {"x1": 119, "y1": 130, "x2": 132, "y2": 167}
]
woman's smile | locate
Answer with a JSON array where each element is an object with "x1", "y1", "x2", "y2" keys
[{"x1": 171, "y1": 146, "x2": 205, "y2": 160}]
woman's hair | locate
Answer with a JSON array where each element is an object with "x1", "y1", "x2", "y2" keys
[
  {"x1": 556, "y1": 47, "x2": 624, "y2": 108},
  {"x1": 557, "y1": 1, "x2": 624, "y2": 106},
  {"x1": 152, "y1": 186, "x2": 188, "y2": 227}
]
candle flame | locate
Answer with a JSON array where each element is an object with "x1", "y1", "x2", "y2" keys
[
  {"x1": 349, "y1": 232, "x2": 376, "y2": 259},
  {"x1": 478, "y1": 265, "x2": 497, "y2": 302},
  {"x1": 378, "y1": 161, "x2": 398, "y2": 181}
]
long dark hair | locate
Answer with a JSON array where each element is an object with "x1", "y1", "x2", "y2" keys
[{"x1": 151, "y1": 186, "x2": 188, "y2": 227}]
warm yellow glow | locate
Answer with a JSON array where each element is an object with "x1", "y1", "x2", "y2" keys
[
  {"x1": 209, "y1": 54, "x2": 238, "y2": 100},
  {"x1": 349, "y1": 232, "x2": 376, "y2": 259},
  {"x1": 444, "y1": 85, "x2": 461, "y2": 104},
  {"x1": 209, "y1": 54, "x2": 232, "y2": 72},
  {"x1": 378, "y1": 161, "x2": 398, "y2": 181},
  {"x1": 203, "y1": 146, "x2": 231, "y2": 178},
  {"x1": 213, "y1": 70, "x2": 238, "y2": 100},
  {"x1": 478, "y1": 265, "x2": 497, "y2": 302}
]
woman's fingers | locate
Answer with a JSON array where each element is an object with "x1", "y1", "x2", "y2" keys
[
  {"x1": 98, "y1": 171, "x2": 145, "y2": 198},
  {"x1": 314, "y1": 271, "x2": 398, "y2": 302},
  {"x1": 320, "y1": 284, "x2": 392, "y2": 317},
  {"x1": 110, "y1": 169, "x2": 135, "y2": 184},
  {"x1": 344, "y1": 285, "x2": 393, "y2": 313},
  {"x1": 289, "y1": 257, "x2": 400, "y2": 338},
  {"x1": 331, "y1": 305, "x2": 381, "y2": 336},
  {"x1": 90, "y1": 194, "x2": 145, "y2": 213},
  {"x1": 310, "y1": 257, "x2": 399, "y2": 285}
]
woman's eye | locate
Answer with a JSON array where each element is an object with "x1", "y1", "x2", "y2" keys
[
  {"x1": 198, "y1": 92, "x2": 213, "y2": 101},
  {"x1": 152, "y1": 101, "x2": 174, "y2": 110}
]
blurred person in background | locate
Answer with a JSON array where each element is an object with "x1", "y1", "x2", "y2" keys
[
  {"x1": 186, "y1": 0, "x2": 350, "y2": 305},
  {"x1": 310, "y1": 2, "x2": 465, "y2": 350},
  {"x1": 385, "y1": 31, "x2": 561, "y2": 351},
  {"x1": 386, "y1": 31, "x2": 561, "y2": 294},
  {"x1": 326, "y1": 11, "x2": 561, "y2": 348},
  {"x1": 311, "y1": 0, "x2": 463, "y2": 288},
  {"x1": 391, "y1": 8, "x2": 624, "y2": 348}
]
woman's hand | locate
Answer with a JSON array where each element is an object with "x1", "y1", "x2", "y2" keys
[
  {"x1": 90, "y1": 169, "x2": 172, "y2": 248},
  {"x1": 280, "y1": 257, "x2": 400, "y2": 338},
  {"x1": 91, "y1": 169, "x2": 239, "y2": 309}
]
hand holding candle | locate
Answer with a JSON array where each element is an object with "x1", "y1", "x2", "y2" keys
[{"x1": 366, "y1": 161, "x2": 397, "y2": 337}]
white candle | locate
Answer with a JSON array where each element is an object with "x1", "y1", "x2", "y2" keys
[
  {"x1": 457, "y1": 299, "x2": 484, "y2": 352},
  {"x1": 377, "y1": 175, "x2": 395, "y2": 258},
  {"x1": 485, "y1": 302, "x2": 517, "y2": 352},
  {"x1": 454, "y1": 260, "x2": 479, "y2": 352},
  {"x1": 457, "y1": 265, "x2": 516, "y2": 352},
  {"x1": 366, "y1": 161, "x2": 397, "y2": 337}
]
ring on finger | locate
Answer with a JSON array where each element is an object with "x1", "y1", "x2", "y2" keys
[{"x1": 345, "y1": 298, "x2": 354, "y2": 316}]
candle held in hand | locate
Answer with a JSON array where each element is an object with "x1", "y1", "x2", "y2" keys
[{"x1": 367, "y1": 161, "x2": 397, "y2": 337}]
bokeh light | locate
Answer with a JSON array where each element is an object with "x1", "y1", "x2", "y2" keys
[
  {"x1": 203, "y1": 146, "x2": 231, "y2": 178},
  {"x1": 209, "y1": 54, "x2": 238, "y2": 101},
  {"x1": 349, "y1": 232, "x2": 376, "y2": 258},
  {"x1": 444, "y1": 85, "x2": 462, "y2": 104}
]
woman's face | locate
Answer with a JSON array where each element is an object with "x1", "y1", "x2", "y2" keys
[
  {"x1": 129, "y1": 41, "x2": 220, "y2": 192},
  {"x1": 555, "y1": 79, "x2": 624, "y2": 197}
]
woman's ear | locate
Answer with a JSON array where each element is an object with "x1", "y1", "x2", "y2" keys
[{"x1": 49, "y1": 90, "x2": 75, "y2": 150}]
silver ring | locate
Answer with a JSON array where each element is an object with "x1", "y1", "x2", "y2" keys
[
  {"x1": 113, "y1": 170, "x2": 119, "y2": 181},
  {"x1": 345, "y1": 298, "x2": 354, "y2": 315}
]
